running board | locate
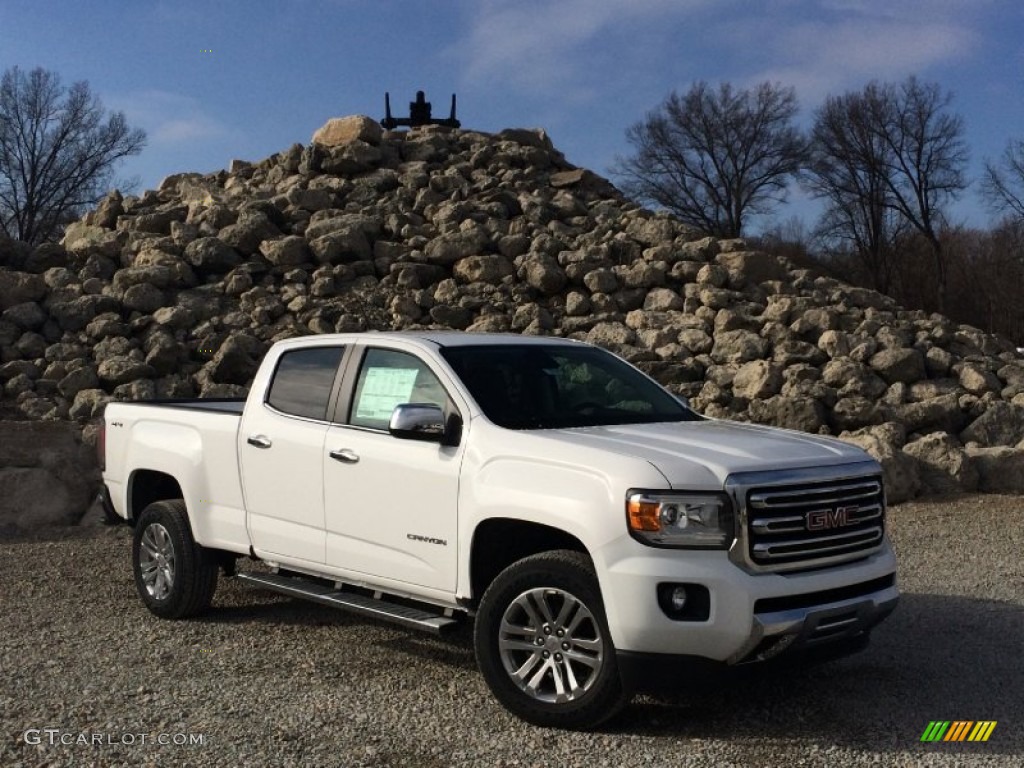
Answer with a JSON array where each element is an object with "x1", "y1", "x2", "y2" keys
[{"x1": 236, "y1": 572, "x2": 460, "y2": 635}]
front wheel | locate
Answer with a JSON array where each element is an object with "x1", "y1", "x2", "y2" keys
[
  {"x1": 132, "y1": 499, "x2": 218, "y2": 619},
  {"x1": 474, "y1": 550, "x2": 628, "y2": 729}
]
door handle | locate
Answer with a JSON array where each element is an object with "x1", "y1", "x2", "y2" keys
[
  {"x1": 247, "y1": 435, "x2": 272, "y2": 449},
  {"x1": 329, "y1": 448, "x2": 360, "y2": 464}
]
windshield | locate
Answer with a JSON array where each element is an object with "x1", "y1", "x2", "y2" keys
[{"x1": 440, "y1": 344, "x2": 701, "y2": 430}]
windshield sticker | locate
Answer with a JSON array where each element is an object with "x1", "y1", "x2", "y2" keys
[{"x1": 355, "y1": 367, "x2": 419, "y2": 421}]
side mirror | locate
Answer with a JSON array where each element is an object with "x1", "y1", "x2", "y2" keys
[{"x1": 389, "y1": 403, "x2": 448, "y2": 443}]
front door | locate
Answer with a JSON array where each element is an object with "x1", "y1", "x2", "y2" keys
[{"x1": 323, "y1": 346, "x2": 463, "y2": 590}]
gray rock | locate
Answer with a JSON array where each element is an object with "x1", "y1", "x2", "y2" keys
[
  {"x1": 259, "y1": 236, "x2": 311, "y2": 267},
  {"x1": 122, "y1": 283, "x2": 166, "y2": 313},
  {"x1": 960, "y1": 402, "x2": 1024, "y2": 447},
  {"x1": 86, "y1": 313, "x2": 129, "y2": 340},
  {"x1": 715, "y1": 250, "x2": 788, "y2": 285},
  {"x1": 208, "y1": 333, "x2": 264, "y2": 385},
  {"x1": 897, "y1": 393, "x2": 967, "y2": 436},
  {"x1": 98, "y1": 356, "x2": 155, "y2": 386},
  {"x1": 69, "y1": 388, "x2": 112, "y2": 420},
  {"x1": 312, "y1": 115, "x2": 383, "y2": 147},
  {"x1": 218, "y1": 211, "x2": 281, "y2": 255},
  {"x1": 3, "y1": 302, "x2": 47, "y2": 330},
  {"x1": 711, "y1": 330, "x2": 767, "y2": 364},
  {"x1": 0, "y1": 271, "x2": 46, "y2": 310},
  {"x1": 429, "y1": 304, "x2": 473, "y2": 328},
  {"x1": 523, "y1": 255, "x2": 567, "y2": 295},
  {"x1": 838, "y1": 423, "x2": 920, "y2": 503},
  {"x1": 47, "y1": 295, "x2": 118, "y2": 332},
  {"x1": 308, "y1": 229, "x2": 372, "y2": 264},
  {"x1": 869, "y1": 348, "x2": 926, "y2": 384},
  {"x1": 965, "y1": 445, "x2": 1024, "y2": 492},
  {"x1": 423, "y1": 229, "x2": 489, "y2": 266},
  {"x1": 452, "y1": 255, "x2": 513, "y2": 285},
  {"x1": 643, "y1": 287, "x2": 684, "y2": 311},
  {"x1": 184, "y1": 237, "x2": 242, "y2": 272},
  {"x1": 587, "y1": 322, "x2": 636, "y2": 349},
  {"x1": 732, "y1": 361, "x2": 783, "y2": 400},
  {"x1": 748, "y1": 395, "x2": 827, "y2": 433},
  {"x1": 58, "y1": 366, "x2": 100, "y2": 400},
  {"x1": 321, "y1": 141, "x2": 382, "y2": 175},
  {"x1": 583, "y1": 269, "x2": 618, "y2": 294},
  {"x1": 903, "y1": 432, "x2": 978, "y2": 494},
  {"x1": 957, "y1": 363, "x2": 1000, "y2": 395}
]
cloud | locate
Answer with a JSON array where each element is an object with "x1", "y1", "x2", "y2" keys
[
  {"x1": 457, "y1": 0, "x2": 715, "y2": 92},
  {"x1": 107, "y1": 90, "x2": 231, "y2": 146},
  {"x1": 731, "y1": 1, "x2": 982, "y2": 103}
]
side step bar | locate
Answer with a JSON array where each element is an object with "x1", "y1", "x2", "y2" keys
[{"x1": 236, "y1": 572, "x2": 461, "y2": 635}]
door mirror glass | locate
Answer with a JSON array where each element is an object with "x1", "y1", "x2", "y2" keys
[{"x1": 389, "y1": 403, "x2": 446, "y2": 443}]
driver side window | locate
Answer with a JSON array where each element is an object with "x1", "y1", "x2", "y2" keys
[{"x1": 349, "y1": 348, "x2": 449, "y2": 430}]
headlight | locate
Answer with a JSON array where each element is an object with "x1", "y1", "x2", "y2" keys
[{"x1": 626, "y1": 491, "x2": 734, "y2": 549}]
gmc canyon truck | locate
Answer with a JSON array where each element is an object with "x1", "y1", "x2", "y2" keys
[{"x1": 99, "y1": 332, "x2": 898, "y2": 728}]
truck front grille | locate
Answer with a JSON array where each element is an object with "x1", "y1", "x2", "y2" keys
[{"x1": 745, "y1": 477, "x2": 885, "y2": 570}]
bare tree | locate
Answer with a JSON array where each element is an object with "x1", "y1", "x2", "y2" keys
[
  {"x1": 0, "y1": 66, "x2": 145, "y2": 245},
  {"x1": 806, "y1": 77, "x2": 967, "y2": 310},
  {"x1": 981, "y1": 139, "x2": 1024, "y2": 219},
  {"x1": 806, "y1": 86, "x2": 905, "y2": 294},
  {"x1": 872, "y1": 77, "x2": 967, "y2": 311},
  {"x1": 614, "y1": 81, "x2": 807, "y2": 238}
]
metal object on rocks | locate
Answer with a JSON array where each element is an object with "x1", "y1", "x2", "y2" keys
[{"x1": 382, "y1": 90, "x2": 460, "y2": 129}]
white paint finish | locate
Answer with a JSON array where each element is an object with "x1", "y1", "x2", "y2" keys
[
  {"x1": 239, "y1": 403, "x2": 330, "y2": 563},
  {"x1": 101, "y1": 331, "x2": 898, "y2": 660},
  {"x1": 323, "y1": 425, "x2": 462, "y2": 590}
]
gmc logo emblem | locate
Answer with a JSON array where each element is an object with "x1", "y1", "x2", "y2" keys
[{"x1": 806, "y1": 506, "x2": 857, "y2": 531}]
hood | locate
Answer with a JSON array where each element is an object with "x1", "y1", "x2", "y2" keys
[{"x1": 538, "y1": 419, "x2": 874, "y2": 488}]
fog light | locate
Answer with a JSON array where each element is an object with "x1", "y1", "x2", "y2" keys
[
  {"x1": 657, "y1": 583, "x2": 711, "y2": 621},
  {"x1": 669, "y1": 586, "x2": 688, "y2": 611}
]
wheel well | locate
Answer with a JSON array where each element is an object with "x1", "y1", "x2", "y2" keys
[
  {"x1": 129, "y1": 470, "x2": 184, "y2": 522},
  {"x1": 470, "y1": 518, "x2": 588, "y2": 604}
]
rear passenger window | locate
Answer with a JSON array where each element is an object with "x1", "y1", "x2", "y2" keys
[{"x1": 266, "y1": 347, "x2": 344, "y2": 420}]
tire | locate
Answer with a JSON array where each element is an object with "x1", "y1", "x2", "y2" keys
[
  {"x1": 132, "y1": 499, "x2": 218, "y2": 619},
  {"x1": 474, "y1": 550, "x2": 628, "y2": 729}
]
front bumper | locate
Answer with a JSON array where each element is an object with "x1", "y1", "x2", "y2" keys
[
  {"x1": 598, "y1": 535, "x2": 898, "y2": 660},
  {"x1": 616, "y1": 578, "x2": 897, "y2": 692}
]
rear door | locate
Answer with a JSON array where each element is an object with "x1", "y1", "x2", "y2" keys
[
  {"x1": 240, "y1": 344, "x2": 347, "y2": 564},
  {"x1": 322, "y1": 344, "x2": 466, "y2": 590}
]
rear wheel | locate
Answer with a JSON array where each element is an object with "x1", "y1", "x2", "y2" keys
[
  {"x1": 474, "y1": 550, "x2": 628, "y2": 729},
  {"x1": 132, "y1": 500, "x2": 218, "y2": 619}
]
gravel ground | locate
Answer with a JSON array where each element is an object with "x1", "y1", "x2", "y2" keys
[{"x1": 1, "y1": 495, "x2": 1022, "y2": 767}]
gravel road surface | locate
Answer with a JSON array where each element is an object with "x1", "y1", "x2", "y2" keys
[{"x1": 2, "y1": 495, "x2": 1022, "y2": 767}]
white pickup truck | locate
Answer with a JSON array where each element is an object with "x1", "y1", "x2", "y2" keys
[{"x1": 99, "y1": 331, "x2": 898, "y2": 728}]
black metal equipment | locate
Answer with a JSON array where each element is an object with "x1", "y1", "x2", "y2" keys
[{"x1": 382, "y1": 90, "x2": 460, "y2": 130}]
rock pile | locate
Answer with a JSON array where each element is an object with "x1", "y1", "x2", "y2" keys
[{"x1": 2, "y1": 114, "x2": 1024, "y2": 502}]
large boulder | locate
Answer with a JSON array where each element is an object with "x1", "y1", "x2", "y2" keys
[
  {"x1": 838, "y1": 423, "x2": 921, "y2": 504},
  {"x1": 902, "y1": 432, "x2": 978, "y2": 495},
  {"x1": 312, "y1": 115, "x2": 383, "y2": 147},
  {"x1": 965, "y1": 445, "x2": 1024, "y2": 493},
  {"x1": 0, "y1": 421, "x2": 99, "y2": 534},
  {"x1": 0, "y1": 271, "x2": 46, "y2": 310},
  {"x1": 960, "y1": 402, "x2": 1024, "y2": 447}
]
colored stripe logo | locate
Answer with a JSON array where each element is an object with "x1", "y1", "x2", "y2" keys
[{"x1": 921, "y1": 721, "x2": 997, "y2": 742}]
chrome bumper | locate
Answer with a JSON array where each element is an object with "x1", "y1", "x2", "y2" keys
[{"x1": 728, "y1": 583, "x2": 899, "y2": 665}]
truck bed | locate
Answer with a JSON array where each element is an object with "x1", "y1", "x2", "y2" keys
[{"x1": 114, "y1": 398, "x2": 246, "y2": 415}]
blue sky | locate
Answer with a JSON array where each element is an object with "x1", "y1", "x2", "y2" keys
[{"x1": 2, "y1": 0, "x2": 1022, "y2": 233}]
